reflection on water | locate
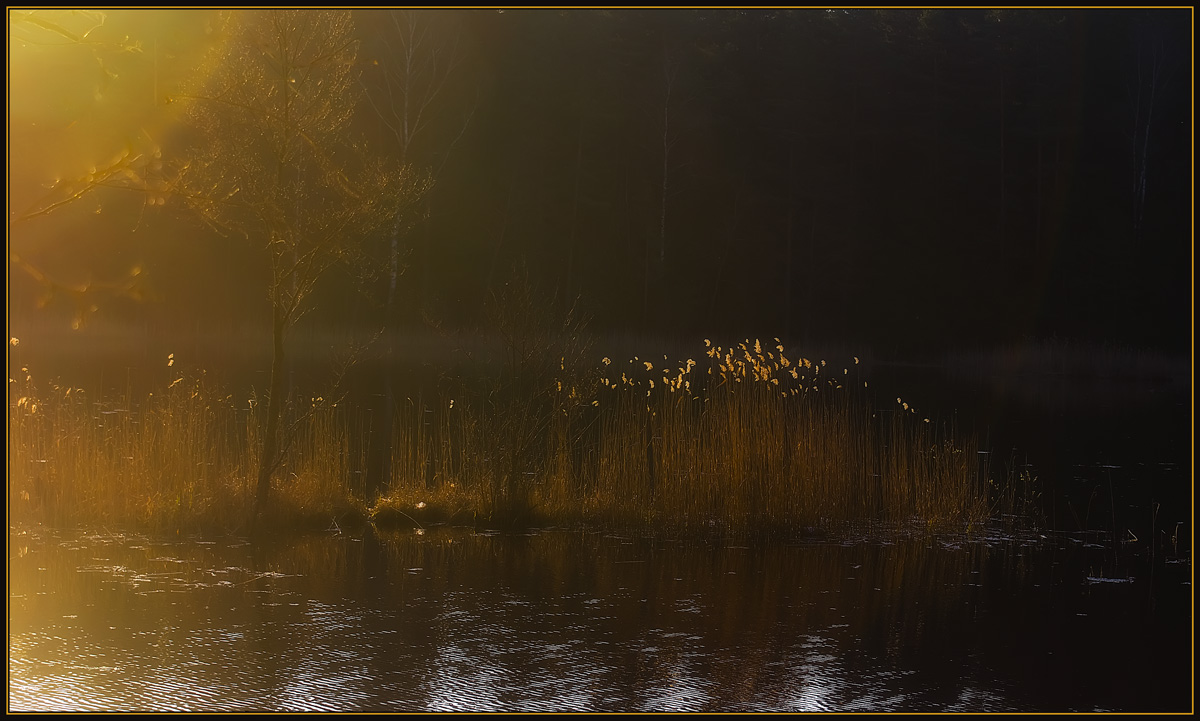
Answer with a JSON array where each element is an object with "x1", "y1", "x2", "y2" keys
[{"x1": 8, "y1": 526, "x2": 1190, "y2": 712}]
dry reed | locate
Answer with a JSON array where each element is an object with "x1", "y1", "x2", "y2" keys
[{"x1": 9, "y1": 338, "x2": 993, "y2": 536}]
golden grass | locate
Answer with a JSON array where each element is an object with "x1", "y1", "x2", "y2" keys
[
  {"x1": 379, "y1": 339, "x2": 991, "y2": 535},
  {"x1": 8, "y1": 368, "x2": 252, "y2": 533},
  {"x1": 8, "y1": 339, "x2": 993, "y2": 536}
]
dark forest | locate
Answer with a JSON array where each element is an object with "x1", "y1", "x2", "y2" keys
[{"x1": 9, "y1": 9, "x2": 1192, "y2": 355}]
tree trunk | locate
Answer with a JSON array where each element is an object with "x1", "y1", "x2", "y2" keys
[
  {"x1": 254, "y1": 301, "x2": 287, "y2": 527},
  {"x1": 784, "y1": 142, "x2": 795, "y2": 339},
  {"x1": 998, "y1": 69, "x2": 1006, "y2": 254},
  {"x1": 368, "y1": 215, "x2": 404, "y2": 503}
]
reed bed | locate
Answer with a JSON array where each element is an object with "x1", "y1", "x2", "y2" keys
[
  {"x1": 9, "y1": 337, "x2": 992, "y2": 536},
  {"x1": 378, "y1": 338, "x2": 990, "y2": 535},
  {"x1": 8, "y1": 358, "x2": 365, "y2": 533},
  {"x1": 9, "y1": 366, "x2": 252, "y2": 532}
]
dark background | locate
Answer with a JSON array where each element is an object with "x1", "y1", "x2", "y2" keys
[{"x1": 8, "y1": 9, "x2": 1192, "y2": 359}]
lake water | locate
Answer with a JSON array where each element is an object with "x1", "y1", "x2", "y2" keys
[
  {"x1": 7, "y1": 353, "x2": 1192, "y2": 712},
  {"x1": 8, "y1": 521, "x2": 1190, "y2": 712}
]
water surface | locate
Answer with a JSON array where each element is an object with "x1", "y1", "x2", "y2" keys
[{"x1": 8, "y1": 524, "x2": 1190, "y2": 712}]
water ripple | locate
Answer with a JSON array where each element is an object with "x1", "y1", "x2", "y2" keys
[{"x1": 7, "y1": 527, "x2": 1188, "y2": 712}]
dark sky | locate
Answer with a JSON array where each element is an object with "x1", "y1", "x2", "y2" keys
[{"x1": 8, "y1": 9, "x2": 1193, "y2": 356}]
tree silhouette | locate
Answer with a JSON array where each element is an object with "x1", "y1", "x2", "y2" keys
[{"x1": 176, "y1": 9, "x2": 430, "y2": 524}]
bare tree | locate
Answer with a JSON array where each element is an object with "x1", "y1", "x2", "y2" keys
[
  {"x1": 357, "y1": 9, "x2": 473, "y2": 322},
  {"x1": 360, "y1": 9, "x2": 471, "y2": 167},
  {"x1": 355, "y1": 9, "x2": 474, "y2": 498},
  {"x1": 175, "y1": 9, "x2": 430, "y2": 524}
]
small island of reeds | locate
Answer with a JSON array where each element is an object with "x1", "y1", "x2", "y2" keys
[{"x1": 10, "y1": 333, "x2": 1026, "y2": 539}]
